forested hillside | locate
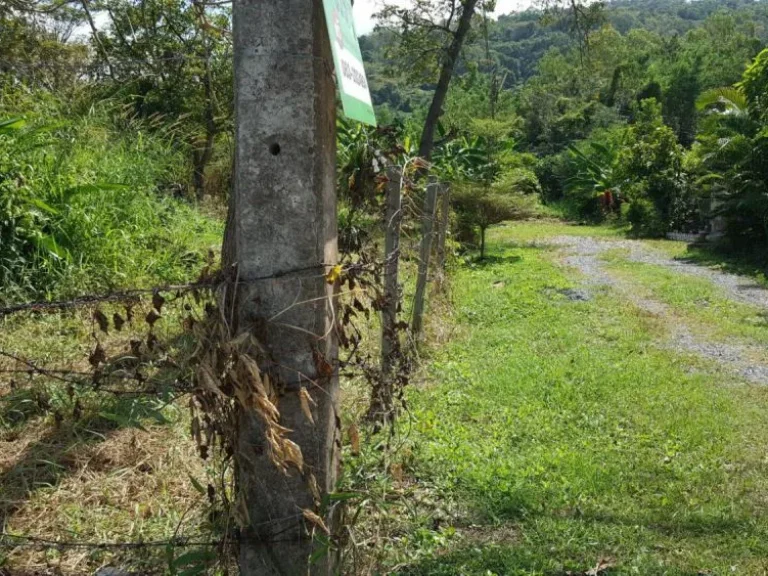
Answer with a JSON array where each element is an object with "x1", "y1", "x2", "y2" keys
[
  {"x1": 361, "y1": 0, "x2": 768, "y2": 258},
  {"x1": 363, "y1": 0, "x2": 768, "y2": 117}
]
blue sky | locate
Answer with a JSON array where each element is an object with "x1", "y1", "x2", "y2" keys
[{"x1": 352, "y1": 0, "x2": 534, "y2": 35}]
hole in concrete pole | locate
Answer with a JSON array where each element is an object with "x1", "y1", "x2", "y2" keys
[{"x1": 269, "y1": 143, "x2": 281, "y2": 156}]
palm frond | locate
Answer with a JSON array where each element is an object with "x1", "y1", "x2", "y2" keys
[{"x1": 696, "y1": 87, "x2": 748, "y2": 115}]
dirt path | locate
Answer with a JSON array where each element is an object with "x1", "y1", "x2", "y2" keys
[{"x1": 550, "y1": 235, "x2": 768, "y2": 385}]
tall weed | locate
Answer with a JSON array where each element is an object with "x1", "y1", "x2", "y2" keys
[{"x1": 0, "y1": 103, "x2": 221, "y2": 303}]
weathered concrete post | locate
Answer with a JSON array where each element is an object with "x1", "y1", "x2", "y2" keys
[
  {"x1": 368, "y1": 165, "x2": 402, "y2": 423},
  {"x1": 411, "y1": 177, "x2": 439, "y2": 339},
  {"x1": 231, "y1": 0, "x2": 338, "y2": 574}
]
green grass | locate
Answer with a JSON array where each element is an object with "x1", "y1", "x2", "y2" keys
[
  {"x1": 393, "y1": 222, "x2": 768, "y2": 575},
  {"x1": 602, "y1": 253, "x2": 768, "y2": 347},
  {"x1": 0, "y1": 104, "x2": 223, "y2": 303},
  {"x1": 493, "y1": 220, "x2": 629, "y2": 242},
  {"x1": 0, "y1": 296, "x2": 221, "y2": 574}
]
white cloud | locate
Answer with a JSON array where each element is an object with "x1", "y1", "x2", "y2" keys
[{"x1": 353, "y1": 0, "x2": 536, "y2": 36}]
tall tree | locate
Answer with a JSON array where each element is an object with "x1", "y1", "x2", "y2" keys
[
  {"x1": 92, "y1": 0, "x2": 233, "y2": 199},
  {"x1": 0, "y1": 6, "x2": 87, "y2": 92},
  {"x1": 378, "y1": 0, "x2": 489, "y2": 161}
]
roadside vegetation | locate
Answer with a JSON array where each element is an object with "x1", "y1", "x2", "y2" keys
[
  {"x1": 390, "y1": 222, "x2": 768, "y2": 575},
  {"x1": 6, "y1": 0, "x2": 768, "y2": 574}
]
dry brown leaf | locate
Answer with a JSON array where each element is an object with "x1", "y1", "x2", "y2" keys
[
  {"x1": 567, "y1": 558, "x2": 617, "y2": 576},
  {"x1": 313, "y1": 349, "x2": 334, "y2": 378},
  {"x1": 348, "y1": 423, "x2": 360, "y2": 456},
  {"x1": 93, "y1": 309, "x2": 109, "y2": 333},
  {"x1": 237, "y1": 355, "x2": 268, "y2": 397},
  {"x1": 270, "y1": 422, "x2": 294, "y2": 435},
  {"x1": 88, "y1": 343, "x2": 106, "y2": 367},
  {"x1": 585, "y1": 558, "x2": 616, "y2": 576},
  {"x1": 145, "y1": 308, "x2": 161, "y2": 327},
  {"x1": 266, "y1": 430, "x2": 286, "y2": 463},
  {"x1": 302, "y1": 509, "x2": 330, "y2": 535},
  {"x1": 299, "y1": 388, "x2": 316, "y2": 425},
  {"x1": 191, "y1": 416, "x2": 201, "y2": 444},
  {"x1": 152, "y1": 291, "x2": 165, "y2": 314},
  {"x1": 282, "y1": 438, "x2": 304, "y2": 472},
  {"x1": 232, "y1": 379, "x2": 252, "y2": 409},
  {"x1": 255, "y1": 395, "x2": 280, "y2": 422},
  {"x1": 198, "y1": 365, "x2": 225, "y2": 397},
  {"x1": 308, "y1": 473, "x2": 321, "y2": 504}
]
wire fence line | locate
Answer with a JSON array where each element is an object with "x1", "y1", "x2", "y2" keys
[
  {"x1": 0, "y1": 210, "x2": 425, "y2": 568},
  {"x1": 0, "y1": 511, "x2": 306, "y2": 550},
  {"x1": 0, "y1": 534, "x2": 224, "y2": 550},
  {"x1": 0, "y1": 257, "x2": 394, "y2": 319},
  {"x1": 0, "y1": 251, "x2": 398, "y2": 403}
]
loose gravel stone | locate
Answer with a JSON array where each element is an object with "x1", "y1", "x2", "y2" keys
[{"x1": 549, "y1": 235, "x2": 768, "y2": 385}]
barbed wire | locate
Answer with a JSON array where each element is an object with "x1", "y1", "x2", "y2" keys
[
  {"x1": 0, "y1": 281, "x2": 212, "y2": 318},
  {"x1": 0, "y1": 533, "x2": 223, "y2": 550},
  {"x1": 0, "y1": 257, "x2": 392, "y2": 319},
  {"x1": 0, "y1": 246, "x2": 414, "y2": 568},
  {"x1": 0, "y1": 510, "x2": 309, "y2": 550}
]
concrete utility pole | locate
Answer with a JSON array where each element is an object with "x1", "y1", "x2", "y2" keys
[{"x1": 231, "y1": 0, "x2": 339, "y2": 574}]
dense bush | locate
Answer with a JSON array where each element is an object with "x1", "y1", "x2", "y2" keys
[
  {"x1": 560, "y1": 128, "x2": 623, "y2": 221},
  {"x1": 0, "y1": 106, "x2": 221, "y2": 303},
  {"x1": 617, "y1": 100, "x2": 692, "y2": 235},
  {"x1": 534, "y1": 154, "x2": 567, "y2": 204},
  {"x1": 689, "y1": 49, "x2": 768, "y2": 251},
  {"x1": 452, "y1": 182, "x2": 539, "y2": 258}
]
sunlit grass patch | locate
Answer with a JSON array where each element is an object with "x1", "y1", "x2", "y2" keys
[
  {"x1": 605, "y1": 258, "x2": 768, "y2": 346},
  {"x1": 490, "y1": 220, "x2": 628, "y2": 245},
  {"x1": 390, "y1": 223, "x2": 768, "y2": 575}
]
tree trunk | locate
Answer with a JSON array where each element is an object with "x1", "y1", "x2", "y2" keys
[
  {"x1": 480, "y1": 226, "x2": 486, "y2": 259},
  {"x1": 412, "y1": 178, "x2": 439, "y2": 339},
  {"x1": 436, "y1": 182, "x2": 451, "y2": 273},
  {"x1": 417, "y1": 0, "x2": 480, "y2": 162},
  {"x1": 368, "y1": 166, "x2": 403, "y2": 425},
  {"x1": 80, "y1": 0, "x2": 115, "y2": 80},
  {"x1": 231, "y1": 0, "x2": 339, "y2": 574},
  {"x1": 192, "y1": 130, "x2": 214, "y2": 200},
  {"x1": 193, "y1": 23, "x2": 217, "y2": 201}
]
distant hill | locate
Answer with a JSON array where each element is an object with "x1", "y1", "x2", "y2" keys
[{"x1": 361, "y1": 0, "x2": 768, "y2": 114}]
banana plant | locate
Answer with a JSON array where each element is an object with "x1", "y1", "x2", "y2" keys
[
  {"x1": 432, "y1": 134, "x2": 500, "y2": 184},
  {"x1": 563, "y1": 140, "x2": 620, "y2": 196}
]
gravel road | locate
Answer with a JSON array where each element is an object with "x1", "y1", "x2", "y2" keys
[{"x1": 549, "y1": 235, "x2": 768, "y2": 385}]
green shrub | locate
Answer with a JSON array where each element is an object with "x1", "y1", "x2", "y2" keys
[
  {"x1": 493, "y1": 167, "x2": 542, "y2": 196},
  {"x1": 616, "y1": 100, "x2": 692, "y2": 235},
  {"x1": 0, "y1": 109, "x2": 221, "y2": 303},
  {"x1": 452, "y1": 183, "x2": 539, "y2": 258},
  {"x1": 534, "y1": 154, "x2": 567, "y2": 203},
  {"x1": 626, "y1": 197, "x2": 665, "y2": 237}
]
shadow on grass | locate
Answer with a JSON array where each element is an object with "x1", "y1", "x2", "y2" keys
[
  {"x1": 0, "y1": 392, "x2": 172, "y2": 529},
  {"x1": 676, "y1": 243, "x2": 768, "y2": 284},
  {"x1": 395, "y1": 539, "x2": 707, "y2": 576},
  {"x1": 390, "y1": 486, "x2": 767, "y2": 576},
  {"x1": 465, "y1": 254, "x2": 523, "y2": 268},
  {"x1": 500, "y1": 240, "x2": 561, "y2": 252}
]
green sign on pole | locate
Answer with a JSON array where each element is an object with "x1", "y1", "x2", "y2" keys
[{"x1": 322, "y1": 0, "x2": 377, "y2": 126}]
